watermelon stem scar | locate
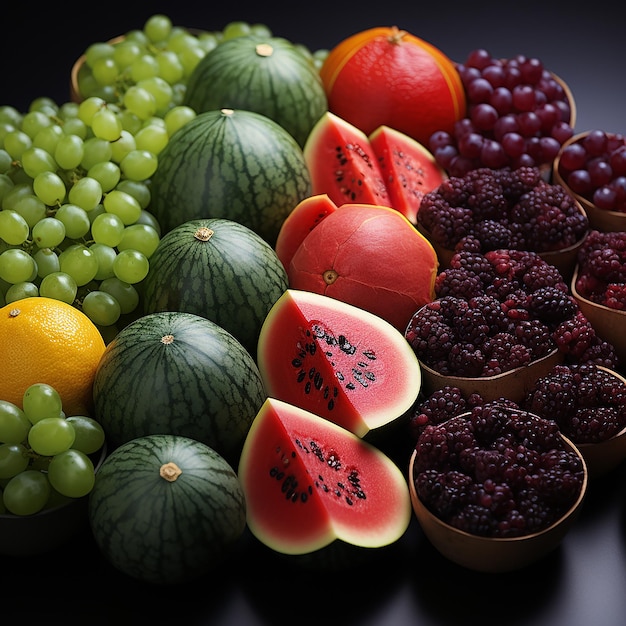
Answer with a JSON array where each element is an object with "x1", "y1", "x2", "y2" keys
[{"x1": 160, "y1": 462, "x2": 182, "y2": 482}]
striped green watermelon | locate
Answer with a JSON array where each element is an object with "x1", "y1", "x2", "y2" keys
[
  {"x1": 238, "y1": 398, "x2": 412, "y2": 556},
  {"x1": 92, "y1": 311, "x2": 266, "y2": 465},
  {"x1": 184, "y1": 35, "x2": 328, "y2": 148},
  {"x1": 147, "y1": 108, "x2": 312, "y2": 246},
  {"x1": 141, "y1": 218, "x2": 288, "y2": 358},
  {"x1": 88, "y1": 434, "x2": 246, "y2": 584}
]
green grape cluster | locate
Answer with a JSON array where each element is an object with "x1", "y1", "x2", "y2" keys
[{"x1": 0, "y1": 383, "x2": 106, "y2": 516}]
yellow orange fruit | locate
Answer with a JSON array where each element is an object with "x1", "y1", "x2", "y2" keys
[
  {"x1": 319, "y1": 26, "x2": 466, "y2": 146},
  {"x1": 0, "y1": 297, "x2": 106, "y2": 416}
]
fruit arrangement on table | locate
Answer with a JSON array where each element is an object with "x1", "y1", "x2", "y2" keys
[{"x1": 1, "y1": 13, "x2": 626, "y2": 586}]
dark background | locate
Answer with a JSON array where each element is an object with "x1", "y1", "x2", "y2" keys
[{"x1": 2, "y1": 2, "x2": 626, "y2": 625}]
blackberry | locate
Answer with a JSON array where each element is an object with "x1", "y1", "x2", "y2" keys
[
  {"x1": 521, "y1": 363, "x2": 626, "y2": 443},
  {"x1": 496, "y1": 165, "x2": 544, "y2": 201},
  {"x1": 577, "y1": 338, "x2": 619, "y2": 369},
  {"x1": 604, "y1": 283, "x2": 626, "y2": 310},
  {"x1": 448, "y1": 503, "x2": 499, "y2": 536},
  {"x1": 416, "y1": 469, "x2": 475, "y2": 518},
  {"x1": 435, "y1": 268, "x2": 485, "y2": 299},
  {"x1": 449, "y1": 249, "x2": 496, "y2": 286},
  {"x1": 527, "y1": 286, "x2": 579, "y2": 324},
  {"x1": 447, "y1": 342, "x2": 486, "y2": 377},
  {"x1": 471, "y1": 219, "x2": 513, "y2": 250},
  {"x1": 468, "y1": 295, "x2": 510, "y2": 333},
  {"x1": 482, "y1": 332, "x2": 532, "y2": 376},
  {"x1": 552, "y1": 310, "x2": 597, "y2": 358},
  {"x1": 512, "y1": 318, "x2": 554, "y2": 359}
]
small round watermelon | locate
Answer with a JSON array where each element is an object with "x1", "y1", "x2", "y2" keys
[
  {"x1": 92, "y1": 310, "x2": 266, "y2": 465},
  {"x1": 147, "y1": 108, "x2": 312, "y2": 246},
  {"x1": 141, "y1": 218, "x2": 288, "y2": 357},
  {"x1": 88, "y1": 434, "x2": 246, "y2": 585}
]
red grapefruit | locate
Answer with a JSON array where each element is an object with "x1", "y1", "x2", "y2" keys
[{"x1": 320, "y1": 26, "x2": 466, "y2": 146}]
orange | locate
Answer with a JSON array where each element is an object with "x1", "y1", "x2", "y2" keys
[
  {"x1": 0, "y1": 297, "x2": 106, "y2": 416},
  {"x1": 319, "y1": 26, "x2": 466, "y2": 147}
]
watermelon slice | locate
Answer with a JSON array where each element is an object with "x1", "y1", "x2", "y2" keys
[
  {"x1": 257, "y1": 288, "x2": 422, "y2": 437},
  {"x1": 304, "y1": 111, "x2": 446, "y2": 224},
  {"x1": 238, "y1": 397, "x2": 412, "y2": 555}
]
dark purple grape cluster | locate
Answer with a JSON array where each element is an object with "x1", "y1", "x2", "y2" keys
[
  {"x1": 405, "y1": 247, "x2": 620, "y2": 375},
  {"x1": 417, "y1": 166, "x2": 588, "y2": 253},
  {"x1": 413, "y1": 401, "x2": 585, "y2": 537},
  {"x1": 557, "y1": 130, "x2": 626, "y2": 212},
  {"x1": 428, "y1": 49, "x2": 574, "y2": 177},
  {"x1": 521, "y1": 363, "x2": 626, "y2": 444},
  {"x1": 574, "y1": 229, "x2": 626, "y2": 310}
]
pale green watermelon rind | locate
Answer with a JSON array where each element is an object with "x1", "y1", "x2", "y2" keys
[
  {"x1": 257, "y1": 289, "x2": 422, "y2": 435},
  {"x1": 88, "y1": 434, "x2": 247, "y2": 584},
  {"x1": 238, "y1": 398, "x2": 412, "y2": 555}
]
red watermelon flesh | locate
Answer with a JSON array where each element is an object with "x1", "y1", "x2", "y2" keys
[
  {"x1": 257, "y1": 288, "x2": 422, "y2": 437},
  {"x1": 303, "y1": 112, "x2": 391, "y2": 208},
  {"x1": 274, "y1": 193, "x2": 338, "y2": 271},
  {"x1": 369, "y1": 125, "x2": 446, "y2": 224},
  {"x1": 238, "y1": 397, "x2": 412, "y2": 555},
  {"x1": 288, "y1": 204, "x2": 438, "y2": 332},
  {"x1": 304, "y1": 112, "x2": 446, "y2": 224}
]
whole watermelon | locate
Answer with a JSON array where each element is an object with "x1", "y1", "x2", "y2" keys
[
  {"x1": 184, "y1": 35, "x2": 328, "y2": 148},
  {"x1": 147, "y1": 108, "x2": 312, "y2": 246},
  {"x1": 88, "y1": 434, "x2": 246, "y2": 585},
  {"x1": 92, "y1": 310, "x2": 266, "y2": 465},
  {"x1": 141, "y1": 218, "x2": 288, "y2": 358}
]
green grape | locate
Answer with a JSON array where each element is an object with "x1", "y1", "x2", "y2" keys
[
  {"x1": 113, "y1": 248, "x2": 149, "y2": 283},
  {"x1": 134, "y1": 123, "x2": 168, "y2": 154},
  {"x1": 67, "y1": 175, "x2": 102, "y2": 211},
  {"x1": 62, "y1": 117, "x2": 88, "y2": 139},
  {"x1": 222, "y1": 20, "x2": 252, "y2": 40},
  {"x1": 29, "y1": 97, "x2": 58, "y2": 115},
  {"x1": 12, "y1": 193, "x2": 47, "y2": 228},
  {"x1": 119, "y1": 149, "x2": 158, "y2": 181},
  {"x1": 164, "y1": 105, "x2": 196, "y2": 137},
  {"x1": 22, "y1": 383, "x2": 64, "y2": 424},
  {"x1": 84, "y1": 42, "x2": 115, "y2": 68},
  {"x1": 54, "y1": 133, "x2": 84, "y2": 170},
  {"x1": 0, "y1": 400, "x2": 30, "y2": 444},
  {"x1": 80, "y1": 137, "x2": 113, "y2": 171},
  {"x1": 0, "y1": 209, "x2": 29, "y2": 245},
  {"x1": 33, "y1": 247, "x2": 60, "y2": 277},
  {"x1": 130, "y1": 54, "x2": 160, "y2": 83},
  {"x1": 117, "y1": 110, "x2": 143, "y2": 135},
  {"x1": 112, "y1": 39, "x2": 143, "y2": 70},
  {"x1": 19, "y1": 110, "x2": 52, "y2": 139},
  {"x1": 2, "y1": 182, "x2": 33, "y2": 211},
  {"x1": 91, "y1": 107, "x2": 123, "y2": 141},
  {"x1": 122, "y1": 85, "x2": 157, "y2": 121},
  {"x1": 5, "y1": 281, "x2": 38, "y2": 303},
  {"x1": 155, "y1": 49, "x2": 184, "y2": 85},
  {"x1": 38, "y1": 271, "x2": 77, "y2": 303},
  {"x1": 33, "y1": 124, "x2": 63, "y2": 154},
  {"x1": 55, "y1": 203, "x2": 91, "y2": 239},
  {"x1": 3, "y1": 470, "x2": 51, "y2": 515},
  {"x1": 28, "y1": 417, "x2": 75, "y2": 456},
  {"x1": 91, "y1": 211, "x2": 125, "y2": 246},
  {"x1": 3, "y1": 129, "x2": 31, "y2": 160},
  {"x1": 103, "y1": 189, "x2": 142, "y2": 224},
  {"x1": 20, "y1": 146, "x2": 57, "y2": 178},
  {"x1": 58, "y1": 244, "x2": 98, "y2": 285},
  {"x1": 100, "y1": 276, "x2": 139, "y2": 314},
  {"x1": 0, "y1": 443, "x2": 29, "y2": 479},
  {"x1": 88, "y1": 160, "x2": 120, "y2": 192},
  {"x1": 67, "y1": 415, "x2": 106, "y2": 454},
  {"x1": 89, "y1": 242, "x2": 116, "y2": 280},
  {"x1": 77, "y1": 96, "x2": 106, "y2": 126},
  {"x1": 117, "y1": 180, "x2": 151, "y2": 210},
  {"x1": 47, "y1": 449, "x2": 95, "y2": 498},
  {"x1": 32, "y1": 216, "x2": 66, "y2": 248},
  {"x1": 178, "y1": 45, "x2": 208, "y2": 78},
  {"x1": 0, "y1": 174, "x2": 14, "y2": 205},
  {"x1": 0, "y1": 149, "x2": 13, "y2": 173},
  {"x1": 144, "y1": 13, "x2": 173, "y2": 43},
  {"x1": 33, "y1": 171, "x2": 67, "y2": 206},
  {"x1": 91, "y1": 56, "x2": 119, "y2": 87},
  {"x1": 117, "y1": 222, "x2": 160, "y2": 258},
  {"x1": 109, "y1": 129, "x2": 137, "y2": 163},
  {"x1": 135, "y1": 76, "x2": 173, "y2": 115},
  {"x1": 0, "y1": 248, "x2": 36, "y2": 284},
  {"x1": 81, "y1": 289, "x2": 121, "y2": 326},
  {"x1": 0, "y1": 105, "x2": 22, "y2": 126}
]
